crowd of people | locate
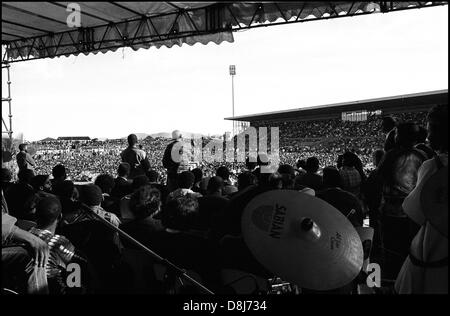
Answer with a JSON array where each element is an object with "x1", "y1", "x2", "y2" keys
[
  {"x1": 20, "y1": 111, "x2": 427, "y2": 184},
  {"x1": 1, "y1": 105, "x2": 447, "y2": 294}
]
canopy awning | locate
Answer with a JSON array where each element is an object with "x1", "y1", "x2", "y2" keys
[{"x1": 2, "y1": 2, "x2": 447, "y2": 63}]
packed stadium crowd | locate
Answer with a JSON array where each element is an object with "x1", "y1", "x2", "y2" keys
[
  {"x1": 1, "y1": 106, "x2": 448, "y2": 294},
  {"x1": 19, "y1": 111, "x2": 427, "y2": 182}
]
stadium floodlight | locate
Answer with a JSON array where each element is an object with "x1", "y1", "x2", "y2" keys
[
  {"x1": 229, "y1": 65, "x2": 236, "y2": 76},
  {"x1": 229, "y1": 65, "x2": 236, "y2": 136}
]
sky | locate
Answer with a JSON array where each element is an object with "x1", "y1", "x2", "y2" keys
[{"x1": 2, "y1": 5, "x2": 448, "y2": 142}]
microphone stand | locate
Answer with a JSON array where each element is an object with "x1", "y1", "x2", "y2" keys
[{"x1": 80, "y1": 205, "x2": 214, "y2": 294}]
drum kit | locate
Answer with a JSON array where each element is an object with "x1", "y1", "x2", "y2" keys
[
  {"x1": 241, "y1": 190, "x2": 364, "y2": 292},
  {"x1": 240, "y1": 172, "x2": 449, "y2": 292}
]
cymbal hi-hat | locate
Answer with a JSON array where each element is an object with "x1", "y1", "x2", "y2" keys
[{"x1": 241, "y1": 190, "x2": 363, "y2": 291}]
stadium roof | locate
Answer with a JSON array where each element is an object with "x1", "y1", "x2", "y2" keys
[
  {"x1": 57, "y1": 136, "x2": 91, "y2": 141},
  {"x1": 2, "y1": 2, "x2": 447, "y2": 63},
  {"x1": 225, "y1": 89, "x2": 448, "y2": 122}
]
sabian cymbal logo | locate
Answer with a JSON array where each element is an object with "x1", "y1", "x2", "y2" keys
[
  {"x1": 250, "y1": 203, "x2": 286, "y2": 239},
  {"x1": 330, "y1": 232, "x2": 342, "y2": 250},
  {"x1": 269, "y1": 204, "x2": 286, "y2": 239}
]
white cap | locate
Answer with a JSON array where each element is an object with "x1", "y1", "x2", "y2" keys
[{"x1": 172, "y1": 130, "x2": 182, "y2": 140}]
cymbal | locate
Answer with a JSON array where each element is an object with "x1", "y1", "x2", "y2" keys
[
  {"x1": 420, "y1": 166, "x2": 448, "y2": 237},
  {"x1": 241, "y1": 190, "x2": 363, "y2": 291}
]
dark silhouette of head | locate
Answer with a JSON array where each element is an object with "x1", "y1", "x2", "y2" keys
[
  {"x1": 237, "y1": 171, "x2": 257, "y2": 191},
  {"x1": 322, "y1": 166, "x2": 341, "y2": 188},
  {"x1": 52, "y1": 164, "x2": 67, "y2": 181},
  {"x1": 207, "y1": 176, "x2": 224, "y2": 195},
  {"x1": 35, "y1": 196, "x2": 62, "y2": 228},
  {"x1": 162, "y1": 194, "x2": 199, "y2": 231},
  {"x1": 427, "y1": 104, "x2": 448, "y2": 153},
  {"x1": 395, "y1": 122, "x2": 421, "y2": 148},
  {"x1": 382, "y1": 116, "x2": 397, "y2": 133},
  {"x1": 127, "y1": 134, "x2": 138, "y2": 147},
  {"x1": 18, "y1": 143, "x2": 27, "y2": 152},
  {"x1": 178, "y1": 171, "x2": 195, "y2": 189},
  {"x1": 30, "y1": 174, "x2": 52, "y2": 192},
  {"x1": 191, "y1": 168, "x2": 203, "y2": 184},
  {"x1": 146, "y1": 169, "x2": 159, "y2": 183},
  {"x1": 118, "y1": 162, "x2": 130, "y2": 178},
  {"x1": 305, "y1": 157, "x2": 319, "y2": 173},
  {"x1": 18, "y1": 169, "x2": 35, "y2": 184},
  {"x1": 94, "y1": 174, "x2": 115, "y2": 194},
  {"x1": 216, "y1": 166, "x2": 230, "y2": 181}
]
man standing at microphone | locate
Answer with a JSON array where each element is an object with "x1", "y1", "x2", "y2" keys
[{"x1": 163, "y1": 130, "x2": 189, "y2": 193}]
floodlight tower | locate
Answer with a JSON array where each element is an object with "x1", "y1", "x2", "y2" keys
[{"x1": 229, "y1": 65, "x2": 236, "y2": 136}]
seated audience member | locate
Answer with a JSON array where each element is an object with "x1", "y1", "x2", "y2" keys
[
  {"x1": 146, "y1": 169, "x2": 168, "y2": 202},
  {"x1": 198, "y1": 176, "x2": 229, "y2": 231},
  {"x1": 362, "y1": 149, "x2": 385, "y2": 262},
  {"x1": 268, "y1": 172, "x2": 283, "y2": 190},
  {"x1": 111, "y1": 162, "x2": 132, "y2": 199},
  {"x1": 51, "y1": 164, "x2": 67, "y2": 193},
  {"x1": 1, "y1": 168, "x2": 13, "y2": 193},
  {"x1": 295, "y1": 157, "x2": 322, "y2": 191},
  {"x1": 95, "y1": 174, "x2": 119, "y2": 217},
  {"x1": 30, "y1": 175, "x2": 53, "y2": 199},
  {"x1": 5, "y1": 169, "x2": 37, "y2": 221},
  {"x1": 191, "y1": 168, "x2": 203, "y2": 193},
  {"x1": 216, "y1": 166, "x2": 238, "y2": 196},
  {"x1": 339, "y1": 151, "x2": 362, "y2": 197},
  {"x1": 29, "y1": 196, "x2": 86, "y2": 294},
  {"x1": 131, "y1": 175, "x2": 150, "y2": 193},
  {"x1": 121, "y1": 184, "x2": 164, "y2": 245},
  {"x1": 154, "y1": 194, "x2": 220, "y2": 292},
  {"x1": 396, "y1": 104, "x2": 448, "y2": 294},
  {"x1": 53, "y1": 180, "x2": 79, "y2": 216},
  {"x1": 129, "y1": 185, "x2": 163, "y2": 223},
  {"x1": 377, "y1": 122, "x2": 427, "y2": 279},
  {"x1": 278, "y1": 164, "x2": 296, "y2": 189},
  {"x1": 237, "y1": 172, "x2": 257, "y2": 192},
  {"x1": 317, "y1": 166, "x2": 363, "y2": 227},
  {"x1": 2, "y1": 192, "x2": 50, "y2": 294},
  {"x1": 218, "y1": 234, "x2": 272, "y2": 285},
  {"x1": 295, "y1": 159, "x2": 307, "y2": 175},
  {"x1": 167, "y1": 171, "x2": 202, "y2": 201},
  {"x1": 57, "y1": 185, "x2": 123, "y2": 293},
  {"x1": 382, "y1": 115, "x2": 398, "y2": 152},
  {"x1": 251, "y1": 153, "x2": 275, "y2": 188},
  {"x1": 61, "y1": 184, "x2": 121, "y2": 228}
]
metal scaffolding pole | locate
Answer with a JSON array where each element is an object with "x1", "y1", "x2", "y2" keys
[{"x1": 2, "y1": 62, "x2": 13, "y2": 140}]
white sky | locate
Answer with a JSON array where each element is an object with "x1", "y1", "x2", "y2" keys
[{"x1": 2, "y1": 6, "x2": 448, "y2": 142}]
